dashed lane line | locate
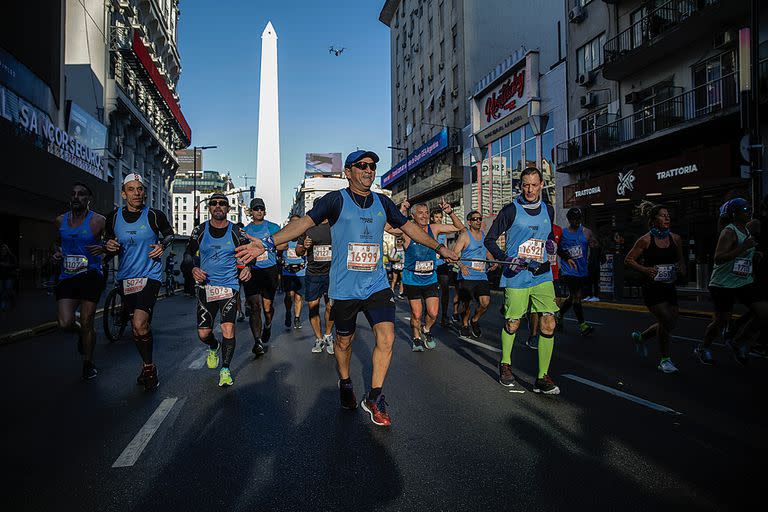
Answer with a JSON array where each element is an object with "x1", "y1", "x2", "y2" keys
[{"x1": 112, "y1": 397, "x2": 179, "y2": 468}]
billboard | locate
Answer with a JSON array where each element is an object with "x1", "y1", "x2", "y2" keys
[
  {"x1": 176, "y1": 148, "x2": 202, "y2": 173},
  {"x1": 305, "y1": 152, "x2": 342, "y2": 176},
  {"x1": 67, "y1": 101, "x2": 107, "y2": 155},
  {"x1": 382, "y1": 127, "x2": 449, "y2": 187}
]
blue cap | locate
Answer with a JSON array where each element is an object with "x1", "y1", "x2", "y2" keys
[
  {"x1": 720, "y1": 198, "x2": 748, "y2": 217},
  {"x1": 345, "y1": 150, "x2": 379, "y2": 168}
]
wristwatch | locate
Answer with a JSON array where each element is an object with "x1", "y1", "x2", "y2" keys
[{"x1": 434, "y1": 243, "x2": 445, "y2": 253}]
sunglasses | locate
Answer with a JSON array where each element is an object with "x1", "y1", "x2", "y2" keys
[
  {"x1": 352, "y1": 162, "x2": 377, "y2": 171},
  {"x1": 469, "y1": 217, "x2": 482, "y2": 221},
  {"x1": 209, "y1": 200, "x2": 229, "y2": 207},
  {"x1": 252, "y1": 206, "x2": 265, "y2": 211}
]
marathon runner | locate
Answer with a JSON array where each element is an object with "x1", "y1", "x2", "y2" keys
[
  {"x1": 431, "y1": 207, "x2": 460, "y2": 327},
  {"x1": 236, "y1": 150, "x2": 458, "y2": 426},
  {"x1": 186, "y1": 193, "x2": 252, "y2": 386},
  {"x1": 556, "y1": 208, "x2": 597, "y2": 336},
  {"x1": 53, "y1": 182, "x2": 106, "y2": 380},
  {"x1": 389, "y1": 237, "x2": 405, "y2": 299},
  {"x1": 484, "y1": 168, "x2": 567, "y2": 394},
  {"x1": 454, "y1": 210, "x2": 496, "y2": 338},
  {"x1": 527, "y1": 222, "x2": 564, "y2": 349},
  {"x1": 105, "y1": 174, "x2": 174, "y2": 390},
  {"x1": 281, "y1": 214, "x2": 307, "y2": 330},
  {"x1": 296, "y1": 219, "x2": 335, "y2": 354},
  {"x1": 242, "y1": 197, "x2": 283, "y2": 357},
  {"x1": 393, "y1": 199, "x2": 463, "y2": 351},
  {"x1": 697, "y1": 198, "x2": 767, "y2": 365},
  {"x1": 624, "y1": 201, "x2": 685, "y2": 373}
]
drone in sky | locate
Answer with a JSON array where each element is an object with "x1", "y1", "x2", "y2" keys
[{"x1": 329, "y1": 46, "x2": 346, "y2": 56}]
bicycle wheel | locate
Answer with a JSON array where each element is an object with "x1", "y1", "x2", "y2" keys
[{"x1": 103, "y1": 288, "x2": 127, "y2": 342}]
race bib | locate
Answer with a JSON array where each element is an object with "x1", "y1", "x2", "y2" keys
[
  {"x1": 732, "y1": 258, "x2": 753, "y2": 278},
  {"x1": 567, "y1": 245, "x2": 583, "y2": 259},
  {"x1": 414, "y1": 260, "x2": 434, "y2": 275},
  {"x1": 63, "y1": 255, "x2": 88, "y2": 275},
  {"x1": 313, "y1": 244, "x2": 332, "y2": 262},
  {"x1": 123, "y1": 277, "x2": 147, "y2": 295},
  {"x1": 518, "y1": 239, "x2": 545, "y2": 261},
  {"x1": 392, "y1": 262, "x2": 404, "y2": 270},
  {"x1": 286, "y1": 248, "x2": 299, "y2": 260},
  {"x1": 205, "y1": 285, "x2": 234, "y2": 302},
  {"x1": 471, "y1": 261, "x2": 486, "y2": 272},
  {"x1": 347, "y1": 243, "x2": 380, "y2": 271},
  {"x1": 256, "y1": 251, "x2": 269, "y2": 262},
  {"x1": 654, "y1": 264, "x2": 677, "y2": 283},
  {"x1": 547, "y1": 253, "x2": 558, "y2": 265}
]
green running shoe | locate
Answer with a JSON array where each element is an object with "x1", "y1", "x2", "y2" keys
[
  {"x1": 206, "y1": 348, "x2": 220, "y2": 369},
  {"x1": 631, "y1": 331, "x2": 648, "y2": 357},
  {"x1": 579, "y1": 322, "x2": 594, "y2": 336},
  {"x1": 219, "y1": 368, "x2": 233, "y2": 387}
]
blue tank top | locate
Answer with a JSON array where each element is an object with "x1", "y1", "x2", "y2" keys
[
  {"x1": 500, "y1": 201, "x2": 552, "y2": 289},
  {"x1": 199, "y1": 222, "x2": 240, "y2": 289},
  {"x1": 329, "y1": 189, "x2": 390, "y2": 300},
  {"x1": 114, "y1": 207, "x2": 162, "y2": 282},
  {"x1": 459, "y1": 228, "x2": 488, "y2": 281},
  {"x1": 435, "y1": 233, "x2": 447, "y2": 267},
  {"x1": 559, "y1": 225, "x2": 589, "y2": 277},
  {"x1": 403, "y1": 225, "x2": 438, "y2": 286},
  {"x1": 243, "y1": 220, "x2": 280, "y2": 268},
  {"x1": 282, "y1": 241, "x2": 306, "y2": 277},
  {"x1": 59, "y1": 210, "x2": 102, "y2": 280}
]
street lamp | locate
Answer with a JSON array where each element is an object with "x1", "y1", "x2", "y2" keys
[
  {"x1": 388, "y1": 145, "x2": 409, "y2": 201},
  {"x1": 193, "y1": 145, "x2": 217, "y2": 226}
]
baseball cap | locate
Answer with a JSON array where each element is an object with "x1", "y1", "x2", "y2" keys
[
  {"x1": 720, "y1": 197, "x2": 748, "y2": 217},
  {"x1": 344, "y1": 150, "x2": 380, "y2": 168},
  {"x1": 122, "y1": 173, "x2": 144, "y2": 186},
  {"x1": 250, "y1": 197, "x2": 266, "y2": 209},
  {"x1": 208, "y1": 192, "x2": 228, "y2": 203}
]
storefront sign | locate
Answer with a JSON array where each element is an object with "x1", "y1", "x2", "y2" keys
[
  {"x1": 0, "y1": 46, "x2": 58, "y2": 119},
  {"x1": 382, "y1": 128, "x2": 449, "y2": 187},
  {"x1": 616, "y1": 170, "x2": 635, "y2": 196},
  {"x1": 575, "y1": 186, "x2": 601, "y2": 198},
  {"x1": 484, "y1": 70, "x2": 525, "y2": 125},
  {"x1": 599, "y1": 254, "x2": 614, "y2": 294},
  {"x1": 475, "y1": 105, "x2": 528, "y2": 147}
]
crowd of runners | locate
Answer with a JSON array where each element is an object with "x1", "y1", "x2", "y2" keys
[{"x1": 52, "y1": 150, "x2": 767, "y2": 427}]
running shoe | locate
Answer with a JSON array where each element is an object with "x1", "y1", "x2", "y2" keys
[
  {"x1": 499, "y1": 363, "x2": 516, "y2": 387},
  {"x1": 693, "y1": 345, "x2": 714, "y2": 365},
  {"x1": 218, "y1": 368, "x2": 233, "y2": 387},
  {"x1": 324, "y1": 334, "x2": 335, "y2": 355},
  {"x1": 470, "y1": 321, "x2": 482, "y2": 338},
  {"x1": 261, "y1": 323, "x2": 272, "y2": 343},
  {"x1": 727, "y1": 339, "x2": 749, "y2": 366},
  {"x1": 578, "y1": 322, "x2": 594, "y2": 336},
  {"x1": 657, "y1": 358, "x2": 679, "y2": 374},
  {"x1": 81, "y1": 361, "x2": 97, "y2": 380},
  {"x1": 142, "y1": 364, "x2": 159, "y2": 391},
  {"x1": 459, "y1": 325, "x2": 471, "y2": 337},
  {"x1": 237, "y1": 313, "x2": 245, "y2": 323},
  {"x1": 311, "y1": 338, "x2": 324, "y2": 353},
  {"x1": 252, "y1": 339, "x2": 265, "y2": 358},
  {"x1": 631, "y1": 331, "x2": 648, "y2": 357},
  {"x1": 206, "y1": 347, "x2": 220, "y2": 369},
  {"x1": 422, "y1": 328, "x2": 436, "y2": 349},
  {"x1": 338, "y1": 380, "x2": 357, "y2": 410},
  {"x1": 525, "y1": 335, "x2": 539, "y2": 350},
  {"x1": 534, "y1": 375, "x2": 560, "y2": 395},
  {"x1": 284, "y1": 311, "x2": 292, "y2": 329},
  {"x1": 76, "y1": 334, "x2": 84, "y2": 355},
  {"x1": 412, "y1": 337, "x2": 425, "y2": 352},
  {"x1": 361, "y1": 394, "x2": 391, "y2": 427},
  {"x1": 294, "y1": 317, "x2": 303, "y2": 329},
  {"x1": 591, "y1": 296, "x2": 601, "y2": 302}
]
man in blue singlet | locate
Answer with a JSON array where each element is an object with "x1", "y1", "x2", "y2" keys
[
  {"x1": 281, "y1": 214, "x2": 307, "y2": 330},
  {"x1": 105, "y1": 174, "x2": 174, "y2": 391},
  {"x1": 185, "y1": 193, "x2": 252, "y2": 387},
  {"x1": 236, "y1": 150, "x2": 458, "y2": 427},
  {"x1": 53, "y1": 182, "x2": 106, "y2": 380},
  {"x1": 557, "y1": 208, "x2": 597, "y2": 336}
]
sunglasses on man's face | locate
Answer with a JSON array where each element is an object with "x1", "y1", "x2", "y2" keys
[
  {"x1": 209, "y1": 200, "x2": 229, "y2": 207},
  {"x1": 469, "y1": 217, "x2": 482, "y2": 222},
  {"x1": 252, "y1": 206, "x2": 265, "y2": 211},
  {"x1": 352, "y1": 162, "x2": 377, "y2": 171}
]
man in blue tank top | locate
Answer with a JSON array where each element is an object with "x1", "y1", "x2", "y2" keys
[
  {"x1": 237, "y1": 150, "x2": 458, "y2": 427},
  {"x1": 454, "y1": 210, "x2": 498, "y2": 339},
  {"x1": 105, "y1": 174, "x2": 175, "y2": 391},
  {"x1": 281, "y1": 214, "x2": 307, "y2": 330},
  {"x1": 485, "y1": 168, "x2": 569, "y2": 395},
  {"x1": 392, "y1": 200, "x2": 464, "y2": 352},
  {"x1": 242, "y1": 197, "x2": 284, "y2": 356},
  {"x1": 557, "y1": 208, "x2": 598, "y2": 336},
  {"x1": 185, "y1": 193, "x2": 252, "y2": 387},
  {"x1": 53, "y1": 182, "x2": 106, "y2": 380}
]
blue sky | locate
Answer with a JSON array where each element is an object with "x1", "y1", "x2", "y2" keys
[{"x1": 177, "y1": 0, "x2": 392, "y2": 219}]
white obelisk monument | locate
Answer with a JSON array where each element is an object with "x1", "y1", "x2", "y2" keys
[{"x1": 255, "y1": 21, "x2": 282, "y2": 219}]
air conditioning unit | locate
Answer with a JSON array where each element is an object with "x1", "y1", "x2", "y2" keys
[
  {"x1": 580, "y1": 93, "x2": 595, "y2": 108},
  {"x1": 451, "y1": 88, "x2": 459, "y2": 98},
  {"x1": 625, "y1": 91, "x2": 641, "y2": 104},
  {"x1": 713, "y1": 29, "x2": 737, "y2": 49},
  {"x1": 576, "y1": 70, "x2": 596, "y2": 86},
  {"x1": 569, "y1": 6, "x2": 585, "y2": 23}
]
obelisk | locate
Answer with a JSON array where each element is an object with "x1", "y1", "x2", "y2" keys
[{"x1": 255, "y1": 21, "x2": 282, "y2": 220}]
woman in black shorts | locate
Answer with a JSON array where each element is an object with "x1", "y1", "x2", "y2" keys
[{"x1": 624, "y1": 201, "x2": 685, "y2": 373}]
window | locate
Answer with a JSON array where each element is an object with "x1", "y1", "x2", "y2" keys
[
  {"x1": 438, "y1": 1, "x2": 444, "y2": 28},
  {"x1": 524, "y1": 124, "x2": 537, "y2": 169},
  {"x1": 429, "y1": 53, "x2": 433, "y2": 77},
  {"x1": 183, "y1": 214, "x2": 187, "y2": 220},
  {"x1": 452, "y1": 65, "x2": 458, "y2": 90},
  {"x1": 428, "y1": 17, "x2": 433, "y2": 39},
  {"x1": 451, "y1": 25, "x2": 457, "y2": 52},
  {"x1": 576, "y1": 33, "x2": 607, "y2": 77},
  {"x1": 396, "y1": 35, "x2": 399, "y2": 56},
  {"x1": 183, "y1": 222, "x2": 187, "y2": 232},
  {"x1": 693, "y1": 51, "x2": 736, "y2": 112},
  {"x1": 439, "y1": 40, "x2": 445, "y2": 63}
]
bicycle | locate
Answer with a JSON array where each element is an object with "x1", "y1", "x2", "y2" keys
[
  {"x1": 164, "y1": 268, "x2": 180, "y2": 297},
  {"x1": 102, "y1": 269, "x2": 129, "y2": 342}
]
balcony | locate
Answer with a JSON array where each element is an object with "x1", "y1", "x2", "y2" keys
[
  {"x1": 408, "y1": 164, "x2": 463, "y2": 199},
  {"x1": 557, "y1": 73, "x2": 738, "y2": 169},
  {"x1": 603, "y1": 0, "x2": 728, "y2": 81}
]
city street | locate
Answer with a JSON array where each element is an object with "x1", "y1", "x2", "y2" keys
[{"x1": 3, "y1": 292, "x2": 765, "y2": 511}]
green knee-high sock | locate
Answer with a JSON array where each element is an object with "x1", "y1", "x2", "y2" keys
[
  {"x1": 537, "y1": 332, "x2": 555, "y2": 379},
  {"x1": 501, "y1": 329, "x2": 516, "y2": 364}
]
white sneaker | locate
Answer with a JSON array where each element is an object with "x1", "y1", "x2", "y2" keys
[
  {"x1": 324, "y1": 334, "x2": 335, "y2": 355},
  {"x1": 591, "y1": 296, "x2": 600, "y2": 302},
  {"x1": 657, "y1": 359, "x2": 679, "y2": 374},
  {"x1": 311, "y1": 339, "x2": 323, "y2": 353}
]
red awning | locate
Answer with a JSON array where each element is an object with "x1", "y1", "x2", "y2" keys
[{"x1": 132, "y1": 31, "x2": 191, "y2": 143}]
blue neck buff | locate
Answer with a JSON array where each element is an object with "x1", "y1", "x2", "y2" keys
[
  {"x1": 518, "y1": 195, "x2": 541, "y2": 210},
  {"x1": 650, "y1": 226, "x2": 669, "y2": 239}
]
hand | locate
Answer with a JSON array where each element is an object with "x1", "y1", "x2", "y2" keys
[
  {"x1": 742, "y1": 236, "x2": 758, "y2": 251},
  {"x1": 239, "y1": 266, "x2": 251, "y2": 282},
  {"x1": 105, "y1": 239, "x2": 121, "y2": 252},
  {"x1": 460, "y1": 264, "x2": 470, "y2": 276},
  {"x1": 235, "y1": 235, "x2": 266, "y2": 264},
  {"x1": 502, "y1": 257, "x2": 527, "y2": 278},
  {"x1": 52, "y1": 251, "x2": 62, "y2": 262},
  {"x1": 489, "y1": 263, "x2": 499, "y2": 272},
  {"x1": 644, "y1": 266, "x2": 658, "y2": 279},
  {"x1": 438, "y1": 198, "x2": 453, "y2": 215},
  {"x1": 545, "y1": 239, "x2": 557, "y2": 255},
  {"x1": 148, "y1": 243, "x2": 164, "y2": 259},
  {"x1": 86, "y1": 244, "x2": 104, "y2": 256},
  {"x1": 400, "y1": 200, "x2": 411, "y2": 214},
  {"x1": 192, "y1": 267, "x2": 208, "y2": 283},
  {"x1": 303, "y1": 236, "x2": 313, "y2": 249},
  {"x1": 438, "y1": 246, "x2": 459, "y2": 263},
  {"x1": 565, "y1": 258, "x2": 577, "y2": 270}
]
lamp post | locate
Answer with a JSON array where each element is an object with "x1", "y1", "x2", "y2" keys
[
  {"x1": 192, "y1": 145, "x2": 217, "y2": 226},
  {"x1": 388, "y1": 145, "x2": 409, "y2": 202}
]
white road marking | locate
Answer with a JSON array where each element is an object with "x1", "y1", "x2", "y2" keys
[
  {"x1": 563, "y1": 317, "x2": 604, "y2": 326},
  {"x1": 509, "y1": 389, "x2": 525, "y2": 394},
  {"x1": 457, "y1": 335, "x2": 501, "y2": 353},
  {"x1": 188, "y1": 351, "x2": 207, "y2": 369},
  {"x1": 562, "y1": 374, "x2": 682, "y2": 415},
  {"x1": 112, "y1": 397, "x2": 179, "y2": 468}
]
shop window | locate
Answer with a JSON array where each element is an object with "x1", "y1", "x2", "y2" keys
[
  {"x1": 576, "y1": 33, "x2": 607, "y2": 77},
  {"x1": 524, "y1": 126, "x2": 537, "y2": 170}
]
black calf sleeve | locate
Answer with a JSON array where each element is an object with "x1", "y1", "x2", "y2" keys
[
  {"x1": 221, "y1": 337, "x2": 236, "y2": 368},
  {"x1": 573, "y1": 303, "x2": 584, "y2": 323},
  {"x1": 202, "y1": 332, "x2": 219, "y2": 350},
  {"x1": 134, "y1": 333, "x2": 153, "y2": 364}
]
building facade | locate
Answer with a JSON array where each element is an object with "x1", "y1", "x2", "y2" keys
[{"x1": 171, "y1": 171, "x2": 247, "y2": 235}]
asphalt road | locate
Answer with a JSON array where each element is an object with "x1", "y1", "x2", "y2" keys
[{"x1": 2, "y1": 291, "x2": 765, "y2": 511}]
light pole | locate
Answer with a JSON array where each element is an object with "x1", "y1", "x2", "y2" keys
[
  {"x1": 192, "y1": 145, "x2": 217, "y2": 226},
  {"x1": 388, "y1": 145, "x2": 409, "y2": 202}
]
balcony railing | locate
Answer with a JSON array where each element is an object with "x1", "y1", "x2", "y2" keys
[
  {"x1": 557, "y1": 73, "x2": 738, "y2": 167},
  {"x1": 604, "y1": 0, "x2": 718, "y2": 65}
]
